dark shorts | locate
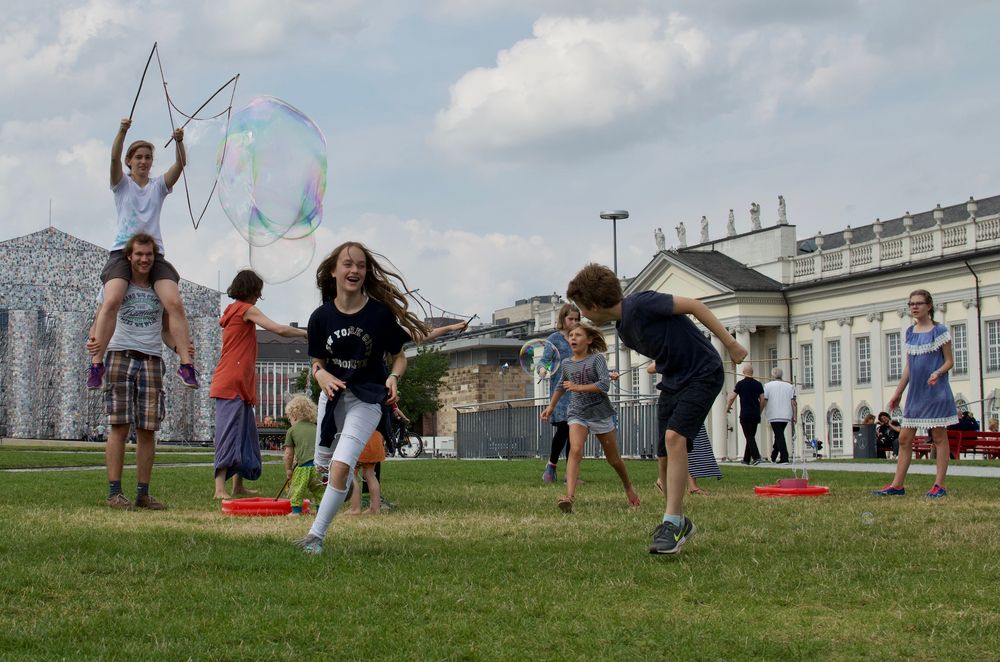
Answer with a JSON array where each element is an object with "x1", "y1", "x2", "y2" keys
[
  {"x1": 100, "y1": 250, "x2": 180, "y2": 284},
  {"x1": 656, "y1": 366, "x2": 725, "y2": 457},
  {"x1": 104, "y1": 350, "x2": 165, "y2": 431}
]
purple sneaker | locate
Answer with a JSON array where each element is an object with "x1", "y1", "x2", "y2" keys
[
  {"x1": 177, "y1": 363, "x2": 199, "y2": 388},
  {"x1": 87, "y1": 363, "x2": 105, "y2": 390},
  {"x1": 872, "y1": 484, "x2": 905, "y2": 496}
]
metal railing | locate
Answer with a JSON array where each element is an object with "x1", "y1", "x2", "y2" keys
[{"x1": 454, "y1": 395, "x2": 660, "y2": 459}]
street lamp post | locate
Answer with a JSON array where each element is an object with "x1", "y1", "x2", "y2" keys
[{"x1": 600, "y1": 210, "x2": 629, "y2": 396}]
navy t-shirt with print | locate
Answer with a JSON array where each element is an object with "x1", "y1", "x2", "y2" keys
[
  {"x1": 616, "y1": 291, "x2": 722, "y2": 392},
  {"x1": 307, "y1": 298, "x2": 411, "y2": 404}
]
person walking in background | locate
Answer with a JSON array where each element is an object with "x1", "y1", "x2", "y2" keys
[
  {"x1": 763, "y1": 367, "x2": 796, "y2": 464},
  {"x1": 726, "y1": 364, "x2": 765, "y2": 465},
  {"x1": 211, "y1": 270, "x2": 307, "y2": 499},
  {"x1": 874, "y1": 289, "x2": 957, "y2": 498},
  {"x1": 541, "y1": 303, "x2": 581, "y2": 484}
]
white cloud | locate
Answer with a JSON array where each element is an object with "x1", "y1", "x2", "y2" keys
[
  {"x1": 432, "y1": 14, "x2": 710, "y2": 160},
  {"x1": 798, "y1": 35, "x2": 887, "y2": 106}
]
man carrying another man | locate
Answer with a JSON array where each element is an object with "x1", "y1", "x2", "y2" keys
[{"x1": 88, "y1": 232, "x2": 189, "y2": 510}]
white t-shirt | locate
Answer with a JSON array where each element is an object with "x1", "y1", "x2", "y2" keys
[
  {"x1": 763, "y1": 380, "x2": 796, "y2": 422},
  {"x1": 100, "y1": 283, "x2": 164, "y2": 357},
  {"x1": 111, "y1": 174, "x2": 170, "y2": 253}
]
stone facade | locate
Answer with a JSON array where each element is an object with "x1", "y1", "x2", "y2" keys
[{"x1": 0, "y1": 228, "x2": 220, "y2": 441}]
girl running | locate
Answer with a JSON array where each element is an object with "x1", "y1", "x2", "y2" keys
[
  {"x1": 294, "y1": 242, "x2": 426, "y2": 554},
  {"x1": 873, "y1": 289, "x2": 957, "y2": 498},
  {"x1": 541, "y1": 303, "x2": 580, "y2": 483},
  {"x1": 541, "y1": 323, "x2": 640, "y2": 513}
]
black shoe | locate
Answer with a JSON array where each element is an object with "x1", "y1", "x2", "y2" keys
[
  {"x1": 750, "y1": 458, "x2": 761, "y2": 466},
  {"x1": 649, "y1": 517, "x2": 697, "y2": 555}
]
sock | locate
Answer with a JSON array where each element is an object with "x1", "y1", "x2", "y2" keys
[
  {"x1": 108, "y1": 480, "x2": 122, "y2": 498},
  {"x1": 662, "y1": 513, "x2": 684, "y2": 527},
  {"x1": 309, "y1": 483, "x2": 349, "y2": 540},
  {"x1": 137, "y1": 483, "x2": 149, "y2": 498}
]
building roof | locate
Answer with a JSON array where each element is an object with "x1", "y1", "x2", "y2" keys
[
  {"x1": 668, "y1": 250, "x2": 784, "y2": 292},
  {"x1": 798, "y1": 194, "x2": 1000, "y2": 253},
  {"x1": 256, "y1": 329, "x2": 309, "y2": 362}
]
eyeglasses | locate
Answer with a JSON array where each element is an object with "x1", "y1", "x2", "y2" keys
[{"x1": 908, "y1": 301, "x2": 927, "y2": 307}]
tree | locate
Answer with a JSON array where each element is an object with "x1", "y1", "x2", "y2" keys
[
  {"x1": 398, "y1": 348, "x2": 449, "y2": 422},
  {"x1": 294, "y1": 367, "x2": 320, "y2": 404}
]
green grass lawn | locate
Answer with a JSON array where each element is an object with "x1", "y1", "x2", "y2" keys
[
  {"x1": 0, "y1": 447, "x2": 230, "y2": 470},
  {"x1": 2, "y1": 452, "x2": 999, "y2": 660}
]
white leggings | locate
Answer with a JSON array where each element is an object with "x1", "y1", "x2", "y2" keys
[{"x1": 309, "y1": 390, "x2": 383, "y2": 540}]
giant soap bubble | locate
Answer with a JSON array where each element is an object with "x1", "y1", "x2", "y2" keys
[
  {"x1": 519, "y1": 339, "x2": 562, "y2": 381},
  {"x1": 217, "y1": 96, "x2": 327, "y2": 282}
]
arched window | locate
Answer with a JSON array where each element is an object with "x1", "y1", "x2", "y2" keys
[
  {"x1": 830, "y1": 408, "x2": 844, "y2": 452},
  {"x1": 802, "y1": 409, "x2": 815, "y2": 441},
  {"x1": 856, "y1": 404, "x2": 872, "y2": 423}
]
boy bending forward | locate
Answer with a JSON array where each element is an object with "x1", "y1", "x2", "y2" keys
[{"x1": 567, "y1": 264, "x2": 746, "y2": 554}]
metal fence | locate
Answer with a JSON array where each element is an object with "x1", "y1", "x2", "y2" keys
[{"x1": 455, "y1": 396, "x2": 660, "y2": 459}]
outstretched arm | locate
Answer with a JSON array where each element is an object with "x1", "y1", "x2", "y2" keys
[
  {"x1": 413, "y1": 320, "x2": 469, "y2": 343},
  {"x1": 110, "y1": 119, "x2": 130, "y2": 187},
  {"x1": 244, "y1": 306, "x2": 308, "y2": 338},
  {"x1": 672, "y1": 296, "x2": 747, "y2": 364},
  {"x1": 163, "y1": 128, "x2": 186, "y2": 189}
]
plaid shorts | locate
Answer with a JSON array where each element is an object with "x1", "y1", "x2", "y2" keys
[{"x1": 104, "y1": 350, "x2": 165, "y2": 430}]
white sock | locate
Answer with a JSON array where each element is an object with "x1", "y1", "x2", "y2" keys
[{"x1": 309, "y1": 483, "x2": 348, "y2": 540}]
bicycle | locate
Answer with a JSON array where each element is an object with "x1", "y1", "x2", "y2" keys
[{"x1": 384, "y1": 419, "x2": 424, "y2": 458}]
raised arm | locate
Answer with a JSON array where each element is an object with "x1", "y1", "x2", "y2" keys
[
  {"x1": 672, "y1": 295, "x2": 747, "y2": 364},
  {"x1": 163, "y1": 127, "x2": 186, "y2": 190},
  {"x1": 110, "y1": 118, "x2": 130, "y2": 187},
  {"x1": 414, "y1": 320, "x2": 468, "y2": 343},
  {"x1": 244, "y1": 306, "x2": 308, "y2": 338}
]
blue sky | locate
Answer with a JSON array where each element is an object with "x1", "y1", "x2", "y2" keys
[{"x1": 2, "y1": 0, "x2": 999, "y2": 327}]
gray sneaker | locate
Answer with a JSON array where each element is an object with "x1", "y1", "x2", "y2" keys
[
  {"x1": 649, "y1": 516, "x2": 697, "y2": 555},
  {"x1": 293, "y1": 534, "x2": 324, "y2": 555}
]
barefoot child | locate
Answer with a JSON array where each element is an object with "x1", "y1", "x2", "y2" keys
[
  {"x1": 211, "y1": 270, "x2": 307, "y2": 499},
  {"x1": 567, "y1": 264, "x2": 746, "y2": 554},
  {"x1": 89, "y1": 118, "x2": 198, "y2": 389},
  {"x1": 283, "y1": 395, "x2": 323, "y2": 515},
  {"x1": 541, "y1": 323, "x2": 640, "y2": 513},
  {"x1": 346, "y1": 430, "x2": 386, "y2": 515}
]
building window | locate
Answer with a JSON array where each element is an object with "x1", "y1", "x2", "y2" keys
[
  {"x1": 857, "y1": 404, "x2": 872, "y2": 423},
  {"x1": 768, "y1": 346, "x2": 778, "y2": 375},
  {"x1": 987, "y1": 320, "x2": 1000, "y2": 373},
  {"x1": 952, "y1": 323, "x2": 967, "y2": 375},
  {"x1": 855, "y1": 336, "x2": 871, "y2": 385},
  {"x1": 630, "y1": 368, "x2": 641, "y2": 395},
  {"x1": 828, "y1": 340, "x2": 841, "y2": 387},
  {"x1": 802, "y1": 409, "x2": 815, "y2": 441},
  {"x1": 830, "y1": 408, "x2": 843, "y2": 452},
  {"x1": 801, "y1": 344, "x2": 814, "y2": 389},
  {"x1": 256, "y1": 361, "x2": 311, "y2": 422},
  {"x1": 886, "y1": 332, "x2": 903, "y2": 381}
]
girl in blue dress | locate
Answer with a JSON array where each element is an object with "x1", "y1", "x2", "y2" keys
[
  {"x1": 541, "y1": 304, "x2": 580, "y2": 483},
  {"x1": 874, "y1": 290, "x2": 957, "y2": 498}
]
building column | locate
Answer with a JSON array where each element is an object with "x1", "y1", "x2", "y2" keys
[
  {"x1": 964, "y1": 299, "x2": 982, "y2": 413},
  {"x1": 55, "y1": 312, "x2": 89, "y2": 439},
  {"x1": 838, "y1": 317, "x2": 855, "y2": 458},
  {"x1": 711, "y1": 335, "x2": 730, "y2": 460},
  {"x1": 9, "y1": 310, "x2": 38, "y2": 438},
  {"x1": 616, "y1": 346, "x2": 632, "y2": 399},
  {"x1": 867, "y1": 312, "x2": 884, "y2": 413},
  {"x1": 778, "y1": 324, "x2": 792, "y2": 385},
  {"x1": 810, "y1": 321, "x2": 826, "y2": 446}
]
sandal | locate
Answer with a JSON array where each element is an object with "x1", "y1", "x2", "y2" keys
[
  {"x1": 688, "y1": 487, "x2": 708, "y2": 495},
  {"x1": 654, "y1": 480, "x2": 663, "y2": 495},
  {"x1": 557, "y1": 496, "x2": 575, "y2": 514}
]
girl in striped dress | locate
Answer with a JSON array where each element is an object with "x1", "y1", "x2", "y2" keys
[{"x1": 541, "y1": 324, "x2": 640, "y2": 513}]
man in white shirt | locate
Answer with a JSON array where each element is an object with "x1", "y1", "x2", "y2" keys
[{"x1": 763, "y1": 367, "x2": 797, "y2": 464}]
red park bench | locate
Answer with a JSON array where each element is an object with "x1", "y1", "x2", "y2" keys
[{"x1": 913, "y1": 429, "x2": 1000, "y2": 460}]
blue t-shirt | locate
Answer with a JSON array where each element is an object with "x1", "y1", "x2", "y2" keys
[
  {"x1": 307, "y1": 298, "x2": 411, "y2": 405},
  {"x1": 616, "y1": 291, "x2": 722, "y2": 392},
  {"x1": 733, "y1": 377, "x2": 765, "y2": 420}
]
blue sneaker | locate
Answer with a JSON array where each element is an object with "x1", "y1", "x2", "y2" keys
[
  {"x1": 542, "y1": 463, "x2": 556, "y2": 484},
  {"x1": 926, "y1": 484, "x2": 948, "y2": 498},
  {"x1": 872, "y1": 484, "x2": 905, "y2": 496},
  {"x1": 293, "y1": 534, "x2": 324, "y2": 555}
]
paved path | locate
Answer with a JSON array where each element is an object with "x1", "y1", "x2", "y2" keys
[{"x1": 720, "y1": 461, "x2": 1000, "y2": 478}]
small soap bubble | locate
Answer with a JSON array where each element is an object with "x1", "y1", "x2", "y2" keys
[
  {"x1": 519, "y1": 339, "x2": 561, "y2": 380},
  {"x1": 861, "y1": 511, "x2": 875, "y2": 526}
]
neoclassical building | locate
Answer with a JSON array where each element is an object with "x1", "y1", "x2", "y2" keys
[
  {"x1": 599, "y1": 195, "x2": 1000, "y2": 459},
  {"x1": 0, "y1": 228, "x2": 221, "y2": 441}
]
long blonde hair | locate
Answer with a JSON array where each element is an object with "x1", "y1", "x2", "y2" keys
[{"x1": 315, "y1": 241, "x2": 427, "y2": 340}]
